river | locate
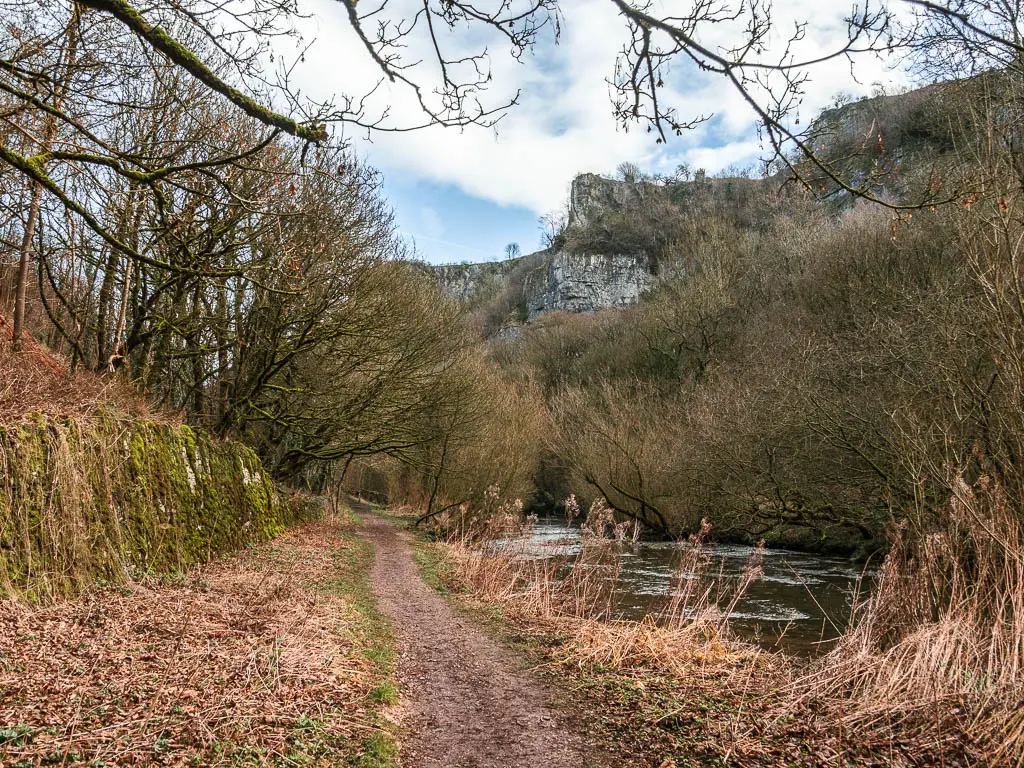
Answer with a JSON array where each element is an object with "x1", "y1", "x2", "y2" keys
[{"x1": 524, "y1": 517, "x2": 872, "y2": 654}]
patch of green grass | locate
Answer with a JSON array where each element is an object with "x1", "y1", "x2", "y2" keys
[
  {"x1": 207, "y1": 740, "x2": 266, "y2": 765},
  {"x1": 293, "y1": 714, "x2": 321, "y2": 731},
  {"x1": 324, "y1": 507, "x2": 402, "y2": 768},
  {"x1": 369, "y1": 681, "x2": 399, "y2": 705},
  {"x1": 411, "y1": 543, "x2": 450, "y2": 594},
  {"x1": 376, "y1": 509, "x2": 416, "y2": 530},
  {"x1": 353, "y1": 733, "x2": 400, "y2": 768},
  {"x1": 326, "y1": 535, "x2": 394, "y2": 671},
  {"x1": 277, "y1": 715, "x2": 338, "y2": 766}
]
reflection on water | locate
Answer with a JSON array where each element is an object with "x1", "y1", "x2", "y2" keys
[{"x1": 523, "y1": 517, "x2": 872, "y2": 655}]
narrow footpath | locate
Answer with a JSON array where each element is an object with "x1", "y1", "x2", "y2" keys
[{"x1": 357, "y1": 506, "x2": 605, "y2": 768}]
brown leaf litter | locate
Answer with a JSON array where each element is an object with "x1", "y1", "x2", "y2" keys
[{"x1": 0, "y1": 518, "x2": 387, "y2": 766}]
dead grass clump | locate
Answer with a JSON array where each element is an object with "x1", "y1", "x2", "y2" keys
[
  {"x1": 0, "y1": 320, "x2": 163, "y2": 423},
  {"x1": 563, "y1": 615, "x2": 763, "y2": 674},
  {"x1": 790, "y1": 467, "x2": 1024, "y2": 765},
  {"x1": 0, "y1": 517, "x2": 388, "y2": 767},
  {"x1": 439, "y1": 495, "x2": 625, "y2": 620},
  {"x1": 572, "y1": 495, "x2": 642, "y2": 543}
]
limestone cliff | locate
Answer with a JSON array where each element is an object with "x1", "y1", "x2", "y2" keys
[
  {"x1": 427, "y1": 83, "x2": 955, "y2": 328},
  {"x1": 429, "y1": 174, "x2": 660, "y2": 323},
  {"x1": 522, "y1": 251, "x2": 657, "y2": 319},
  {"x1": 431, "y1": 256, "x2": 532, "y2": 304},
  {"x1": 568, "y1": 173, "x2": 660, "y2": 228}
]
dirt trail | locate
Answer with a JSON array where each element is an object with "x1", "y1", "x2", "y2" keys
[{"x1": 356, "y1": 506, "x2": 604, "y2": 768}]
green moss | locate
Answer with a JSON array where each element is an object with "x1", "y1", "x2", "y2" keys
[{"x1": 0, "y1": 411, "x2": 313, "y2": 600}]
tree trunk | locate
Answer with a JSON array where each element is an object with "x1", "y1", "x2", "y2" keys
[
  {"x1": 12, "y1": 182, "x2": 43, "y2": 351},
  {"x1": 108, "y1": 257, "x2": 133, "y2": 369}
]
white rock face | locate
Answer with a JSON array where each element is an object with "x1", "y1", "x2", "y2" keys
[
  {"x1": 427, "y1": 173, "x2": 662, "y2": 322},
  {"x1": 431, "y1": 260, "x2": 520, "y2": 303},
  {"x1": 524, "y1": 251, "x2": 657, "y2": 319}
]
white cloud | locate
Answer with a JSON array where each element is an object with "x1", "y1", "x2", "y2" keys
[
  {"x1": 286, "y1": 0, "x2": 913, "y2": 215},
  {"x1": 686, "y1": 140, "x2": 766, "y2": 175}
]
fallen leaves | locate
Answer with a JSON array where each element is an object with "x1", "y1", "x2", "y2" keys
[{"x1": 0, "y1": 519, "x2": 386, "y2": 766}]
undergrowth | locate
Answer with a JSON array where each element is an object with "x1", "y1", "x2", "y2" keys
[
  {"x1": 789, "y1": 466, "x2": 1024, "y2": 766},
  {"x1": 0, "y1": 325, "x2": 157, "y2": 423},
  {"x1": 429, "y1": 497, "x2": 766, "y2": 674}
]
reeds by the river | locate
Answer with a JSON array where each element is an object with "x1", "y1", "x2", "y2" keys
[
  {"x1": 435, "y1": 497, "x2": 766, "y2": 674},
  {"x1": 790, "y1": 467, "x2": 1024, "y2": 764}
]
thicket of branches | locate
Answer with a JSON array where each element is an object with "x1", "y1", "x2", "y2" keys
[
  {"x1": 0, "y1": 0, "x2": 536, "y2": 499},
  {"x1": 481, "y1": 50, "x2": 1024, "y2": 557},
  {"x1": 494, "y1": 197, "x2": 974, "y2": 552},
  {"x1": 4, "y1": 0, "x2": 1024, "y2": 515}
]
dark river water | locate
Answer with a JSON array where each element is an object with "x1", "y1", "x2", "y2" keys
[{"x1": 524, "y1": 517, "x2": 872, "y2": 654}]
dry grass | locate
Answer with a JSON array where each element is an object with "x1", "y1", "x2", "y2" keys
[
  {"x1": 787, "y1": 467, "x2": 1024, "y2": 766},
  {"x1": 428, "y1": 494, "x2": 1015, "y2": 765},
  {"x1": 0, "y1": 516, "x2": 391, "y2": 767},
  {"x1": 421, "y1": 503, "x2": 806, "y2": 767},
  {"x1": 0, "y1": 317, "x2": 163, "y2": 424},
  {"x1": 432, "y1": 499, "x2": 769, "y2": 679}
]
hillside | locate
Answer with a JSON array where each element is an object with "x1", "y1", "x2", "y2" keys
[
  {"x1": 0, "y1": 332, "x2": 314, "y2": 598},
  {"x1": 427, "y1": 79, "x2": 969, "y2": 340},
  {"x1": 406, "y1": 77, "x2": 999, "y2": 558},
  {"x1": 0, "y1": 331, "x2": 403, "y2": 765},
  {"x1": 425, "y1": 173, "x2": 669, "y2": 336}
]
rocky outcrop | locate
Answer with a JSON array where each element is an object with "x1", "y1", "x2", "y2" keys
[
  {"x1": 523, "y1": 251, "x2": 657, "y2": 319},
  {"x1": 431, "y1": 257, "x2": 529, "y2": 304},
  {"x1": 428, "y1": 81, "x2": 968, "y2": 327},
  {"x1": 429, "y1": 174, "x2": 660, "y2": 322},
  {"x1": 568, "y1": 173, "x2": 658, "y2": 228},
  {"x1": 803, "y1": 83, "x2": 961, "y2": 203},
  {"x1": 431, "y1": 247, "x2": 657, "y2": 321}
]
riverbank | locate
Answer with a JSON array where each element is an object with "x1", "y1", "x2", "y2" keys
[
  {"x1": 0, "y1": 504, "x2": 400, "y2": 767},
  {"x1": 510, "y1": 515, "x2": 867, "y2": 654},
  {"x1": 406, "y1": 509, "x2": 987, "y2": 767}
]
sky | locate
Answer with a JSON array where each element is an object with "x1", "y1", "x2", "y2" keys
[{"x1": 283, "y1": 0, "x2": 912, "y2": 264}]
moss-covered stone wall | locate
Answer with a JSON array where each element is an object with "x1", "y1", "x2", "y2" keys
[{"x1": 0, "y1": 413, "x2": 311, "y2": 600}]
